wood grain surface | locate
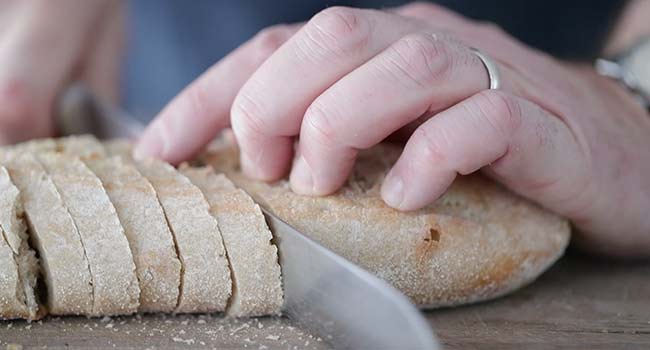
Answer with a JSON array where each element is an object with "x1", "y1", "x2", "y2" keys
[{"x1": 1, "y1": 253, "x2": 648, "y2": 350}]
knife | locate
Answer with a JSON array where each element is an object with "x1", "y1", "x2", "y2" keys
[{"x1": 57, "y1": 84, "x2": 440, "y2": 350}]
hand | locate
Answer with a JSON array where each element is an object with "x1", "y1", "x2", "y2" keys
[
  {"x1": 135, "y1": 3, "x2": 650, "y2": 257},
  {"x1": 0, "y1": 0, "x2": 123, "y2": 144}
]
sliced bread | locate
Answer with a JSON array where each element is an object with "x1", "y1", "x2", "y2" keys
[
  {"x1": 86, "y1": 157, "x2": 181, "y2": 313},
  {"x1": 37, "y1": 153, "x2": 140, "y2": 316},
  {"x1": 3, "y1": 153, "x2": 93, "y2": 315},
  {"x1": 0, "y1": 166, "x2": 40, "y2": 320},
  {"x1": 182, "y1": 166, "x2": 283, "y2": 317},
  {"x1": 136, "y1": 158, "x2": 231, "y2": 313}
]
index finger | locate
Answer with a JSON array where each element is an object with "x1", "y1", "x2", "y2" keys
[{"x1": 133, "y1": 24, "x2": 299, "y2": 163}]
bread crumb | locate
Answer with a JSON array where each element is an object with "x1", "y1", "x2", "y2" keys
[
  {"x1": 172, "y1": 337, "x2": 195, "y2": 345},
  {"x1": 197, "y1": 319, "x2": 206, "y2": 325},
  {"x1": 265, "y1": 335, "x2": 280, "y2": 341}
]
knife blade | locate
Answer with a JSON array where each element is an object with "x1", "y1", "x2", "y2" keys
[
  {"x1": 57, "y1": 84, "x2": 439, "y2": 350},
  {"x1": 265, "y1": 208, "x2": 439, "y2": 350},
  {"x1": 56, "y1": 83, "x2": 143, "y2": 139}
]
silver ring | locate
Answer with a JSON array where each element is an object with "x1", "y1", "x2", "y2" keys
[{"x1": 470, "y1": 48, "x2": 501, "y2": 90}]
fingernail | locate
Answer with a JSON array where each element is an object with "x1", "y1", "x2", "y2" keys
[
  {"x1": 290, "y1": 156, "x2": 314, "y2": 195},
  {"x1": 134, "y1": 122, "x2": 167, "y2": 160},
  {"x1": 381, "y1": 172, "x2": 405, "y2": 209}
]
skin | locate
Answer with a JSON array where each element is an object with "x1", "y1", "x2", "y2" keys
[
  {"x1": 1, "y1": 2, "x2": 649, "y2": 257},
  {"x1": 0, "y1": 0, "x2": 122, "y2": 144}
]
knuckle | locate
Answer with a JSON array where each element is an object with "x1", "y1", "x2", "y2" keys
[
  {"x1": 303, "y1": 6, "x2": 370, "y2": 58},
  {"x1": 251, "y1": 24, "x2": 294, "y2": 58},
  {"x1": 231, "y1": 91, "x2": 268, "y2": 138},
  {"x1": 472, "y1": 90, "x2": 522, "y2": 136},
  {"x1": 412, "y1": 126, "x2": 448, "y2": 165},
  {"x1": 303, "y1": 101, "x2": 338, "y2": 146},
  {"x1": 387, "y1": 33, "x2": 454, "y2": 88}
]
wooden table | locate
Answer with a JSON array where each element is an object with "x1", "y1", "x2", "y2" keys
[{"x1": 1, "y1": 252, "x2": 649, "y2": 349}]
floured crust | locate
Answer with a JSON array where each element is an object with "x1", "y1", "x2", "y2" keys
[
  {"x1": 201, "y1": 139, "x2": 571, "y2": 308},
  {"x1": 136, "y1": 158, "x2": 231, "y2": 313},
  {"x1": 87, "y1": 157, "x2": 182, "y2": 313},
  {"x1": 38, "y1": 153, "x2": 140, "y2": 316},
  {"x1": 3, "y1": 153, "x2": 93, "y2": 315},
  {"x1": 182, "y1": 166, "x2": 283, "y2": 317}
]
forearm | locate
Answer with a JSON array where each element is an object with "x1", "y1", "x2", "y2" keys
[{"x1": 604, "y1": 0, "x2": 650, "y2": 55}]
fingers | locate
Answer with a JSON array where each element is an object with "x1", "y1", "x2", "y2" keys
[
  {"x1": 0, "y1": 0, "x2": 110, "y2": 143},
  {"x1": 291, "y1": 33, "x2": 489, "y2": 195},
  {"x1": 134, "y1": 24, "x2": 300, "y2": 164},
  {"x1": 231, "y1": 7, "x2": 425, "y2": 181},
  {"x1": 381, "y1": 90, "x2": 588, "y2": 211}
]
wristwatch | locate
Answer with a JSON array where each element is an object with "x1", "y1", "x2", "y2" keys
[{"x1": 596, "y1": 36, "x2": 650, "y2": 109}]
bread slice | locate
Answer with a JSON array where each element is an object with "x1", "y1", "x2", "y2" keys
[
  {"x1": 86, "y1": 157, "x2": 181, "y2": 313},
  {"x1": 201, "y1": 138, "x2": 571, "y2": 309},
  {"x1": 0, "y1": 229, "x2": 28, "y2": 319},
  {"x1": 0, "y1": 166, "x2": 40, "y2": 320},
  {"x1": 136, "y1": 158, "x2": 231, "y2": 313},
  {"x1": 182, "y1": 166, "x2": 283, "y2": 316},
  {"x1": 3, "y1": 152, "x2": 93, "y2": 315},
  {"x1": 37, "y1": 153, "x2": 140, "y2": 316}
]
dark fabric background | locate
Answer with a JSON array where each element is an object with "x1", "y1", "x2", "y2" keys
[{"x1": 124, "y1": 0, "x2": 627, "y2": 119}]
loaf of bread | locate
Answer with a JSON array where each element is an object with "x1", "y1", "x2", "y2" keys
[
  {"x1": 0, "y1": 134, "x2": 570, "y2": 320},
  {"x1": 200, "y1": 137, "x2": 571, "y2": 308}
]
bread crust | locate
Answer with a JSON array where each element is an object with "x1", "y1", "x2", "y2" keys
[
  {"x1": 201, "y1": 139, "x2": 571, "y2": 308},
  {"x1": 182, "y1": 167, "x2": 283, "y2": 317},
  {"x1": 3, "y1": 153, "x2": 93, "y2": 315},
  {"x1": 87, "y1": 157, "x2": 182, "y2": 313},
  {"x1": 136, "y1": 159, "x2": 231, "y2": 313},
  {"x1": 38, "y1": 153, "x2": 140, "y2": 316}
]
